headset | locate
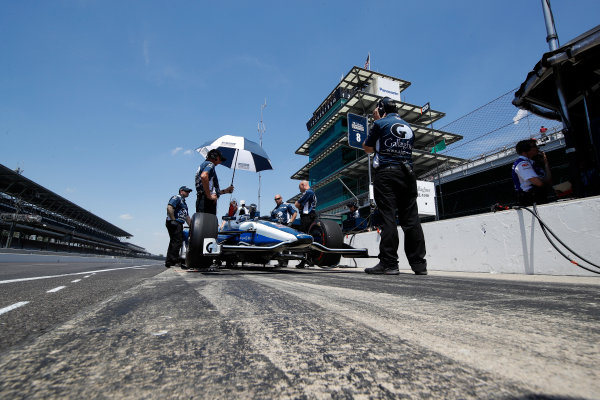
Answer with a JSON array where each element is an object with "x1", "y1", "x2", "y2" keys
[{"x1": 377, "y1": 97, "x2": 396, "y2": 116}]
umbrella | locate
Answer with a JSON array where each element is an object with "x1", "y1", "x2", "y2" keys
[{"x1": 196, "y1": 134, "x2": 273, "y2": 183}]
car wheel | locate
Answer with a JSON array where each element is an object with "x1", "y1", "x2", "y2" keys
[
  {"x1": 186, "y1": 212, "x2": 218, "y2": 269},
  {"x1": 309, "y1": 219, "x2": 343, "y2": 267}
]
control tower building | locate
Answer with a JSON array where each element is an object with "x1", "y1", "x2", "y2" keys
[{"x1": 290, "y1": 66, "x2": 464, "y2": 218}]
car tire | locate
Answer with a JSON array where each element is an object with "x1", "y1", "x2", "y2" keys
[
  {"x1": 309, "y1": 219, "x2": 343, "y2": 267},
  {"x1": 186, "y1": 212, "x2": 218, "y2": 269}
]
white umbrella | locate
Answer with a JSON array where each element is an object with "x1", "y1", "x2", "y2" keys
[{"x1": 196, "y1": 135, "x2": 273, "y2": 183}]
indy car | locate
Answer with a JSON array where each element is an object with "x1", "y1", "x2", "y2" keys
[{"x1": 184, "y1": 211, "x2": 371, "y2": 269}]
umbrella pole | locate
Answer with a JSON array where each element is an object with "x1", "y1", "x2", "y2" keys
[{"x1": 230, "y1": 149, "x2": 239, "y2": 186}]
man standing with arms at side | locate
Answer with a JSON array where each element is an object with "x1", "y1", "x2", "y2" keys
[
  {"x1": 195, "y1": 149, "x2": 234, "y2": 214},
  {"x1": 165, "y1": 186, "x2": 193, "y2": 268},
  {"x1": 362, "y1": 97, "x2": 428, "y2": 275},
  {"x1": 295, "y1": 180, "x2": 317, "y2": 233}
]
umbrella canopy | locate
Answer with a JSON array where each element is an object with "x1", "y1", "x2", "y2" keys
[{"x1": 196, "y1": 135, "x2": 273, "y2": 173}]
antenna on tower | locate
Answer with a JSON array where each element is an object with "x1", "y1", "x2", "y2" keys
[{"x1": 258, "y1": 99, "x2": 267, "y2": 213}]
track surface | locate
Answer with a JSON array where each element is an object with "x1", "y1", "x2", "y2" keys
[{"x1": 1, "y1": 261, "x2": 599, "y2": 399}]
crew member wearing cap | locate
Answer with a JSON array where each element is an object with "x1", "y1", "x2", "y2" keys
[
  {"x1": 362, "y1": 97, "x2": 428, "y2": 276},
  {"x1": 195, "y1": 149, "x2": 234, "y2": 214},
  {"x1": 165, "y1": 186, "x2": 193, "y2": 268},
  {"x1": 237, "y1": 199, "x2": 249, "y2": 216}
]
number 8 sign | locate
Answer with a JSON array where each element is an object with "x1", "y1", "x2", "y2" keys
[{"x1": 347, "y1": 113, "x2": 368, "y2": 150}]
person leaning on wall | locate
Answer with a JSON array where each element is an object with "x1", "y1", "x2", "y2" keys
[{"x1": 511, "y1": 139, "x2": 553, "y2": 206}]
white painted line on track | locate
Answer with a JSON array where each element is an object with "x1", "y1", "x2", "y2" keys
[
  {"x1": 47, "y1": 286, "x2": 66, "y2": 293},
  {"x1": 0, "y1": 264, "x2": 158, "y2": 285},
  {"x1": 0, "y1": 301, "x2": 30, "y2": 316},
  {"x1": 71, "y1": 279, "x2": 82, "y2": 283}
]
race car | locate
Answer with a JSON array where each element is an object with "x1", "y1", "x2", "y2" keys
[{"x1": 184, "y1": 212, "x2": 371, "y2": 269}]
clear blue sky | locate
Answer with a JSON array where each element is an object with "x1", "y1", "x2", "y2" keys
[{"x1": 1, "y1": 1, "x2": 598, "y2": 255}]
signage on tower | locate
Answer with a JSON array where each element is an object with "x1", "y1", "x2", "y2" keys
[{"x1": 347, "y1": 113, "x2": 368, "y2": 150}]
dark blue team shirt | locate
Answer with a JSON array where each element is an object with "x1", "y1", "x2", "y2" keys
[
  {"x1": 346, "y1": 209, "x2": 359, "y2": 222},
  {"x1": 271, "y1": 203, "x2": 297, "y2": 224},
  {"x1": 364, "y1": 113, "x2": 414, "y2": 169},
  {"x1": 195, "y1": 160, "x2": 221, "y2": 197},
  {"x1": 167, "y1": 195, "x2": 189, "y2": 224},
  {"x1": 297, "y1": 189, "x2": 317, "y2": 214}
]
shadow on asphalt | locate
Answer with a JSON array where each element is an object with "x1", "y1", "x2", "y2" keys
[
  {"x1": 181, "y1": 265, "x2": 364, "y2": 276},
  {"x1": 180, "y1": 266, "x2": 427, "y2": 278}
]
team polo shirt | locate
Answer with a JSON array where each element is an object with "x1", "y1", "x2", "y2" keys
[
  {"x1": 195, "y1": 160, "x2": 221, "y2": 197},
  {"x1": 271, "y1": 203, "x2": 297, "y2": 224},
  {"x1": 364, "y1": 113, "x2": 414, "y2": 169},
  {"x1": 167, "y1": 195, "x2": 189, "y2": 224},
  {"x1": 346, "y1": 209, "x2": 359, "y2": 221},
  {"x1": 297, "y1": 189, "x2": 317, "y2": 214},
  {"x1": 512, "y1": 156, "x2": 542, "y2": 192}
]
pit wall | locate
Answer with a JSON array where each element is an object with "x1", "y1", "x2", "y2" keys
[{"x1": 343, "y1": 196, "x2": 600, "y2": 277}]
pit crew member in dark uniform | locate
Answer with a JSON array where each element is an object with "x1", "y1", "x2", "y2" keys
[
  {"x1": 195, "y1": 149, "x2": 234, "y2": 214},
  {"x1": 271, "y1": 194, "x2": 297, "y2": 225},
  {"x1": 362, "y1": 97, "x2": 428, "y2": 276},
  {"x1": 512, "y1": 139, "x2": 552, "y2": 206},
  {"x1": 295, "y1": 180, "x2": 317, "y2": 233},
  {"x1": 343, "y1": 201, "x2": 360, "y2": 232},
  {"x1": 272, "y1": 194, "x2": 298, "y2": 267},
  {"x1": 165, "y1": 186, "x2": 192, "y2": 268}
]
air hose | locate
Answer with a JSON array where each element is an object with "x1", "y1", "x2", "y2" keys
[{"x1": 493, "y1": 203, "x2": 600, "y2": 275}]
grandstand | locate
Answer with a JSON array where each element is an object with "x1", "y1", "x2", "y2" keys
[{"x1": 0, "y1": 163, "x2": 151, "y2": 257}]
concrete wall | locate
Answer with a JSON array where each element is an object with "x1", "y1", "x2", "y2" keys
[{"x1": 343, "y1": 196, "x2": 600, "y2": 277}]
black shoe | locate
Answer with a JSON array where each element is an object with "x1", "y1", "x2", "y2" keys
[
  {"x1": 365, "y1": 263, "x2": 399, "y2": 275},
  {"x1": 414, "y1": 269, "x2": 428, "y2": 275},
  {"x1": 165, "y1": 262, "x2": 171, "y2": 268}
]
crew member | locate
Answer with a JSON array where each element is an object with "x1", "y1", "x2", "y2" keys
[
  {"x1": 271, "y1": 194, "x2": 297, "y2": 225},
  {"x1": 165, "y1": 186, "x2": 192, "y2": 268},
  {"x1": 512, "y1": 139, "x2": 552, "y2": 206},
  {"x1": 195, "y1": 149, "x2": 234, "y2": 214},
  {"x1": 237, "y1": 199, "x2": 249, "y2": 216},
  {"x1": 362, "y1": 97, "x2": 428, "y2": 275},
  {"x1": 295, "y1": 180, "x2": 317, "y2": 233},
  {"x1": 343, "y1": 202, "x2": 360, "y2": 232},
  {"x1": 219, "y1": 198, "x2": 238, "y2": 230}
]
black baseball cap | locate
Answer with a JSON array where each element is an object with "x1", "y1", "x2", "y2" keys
[{"x1": 179, "y1": 186, "x2": 193, "y2": 192}]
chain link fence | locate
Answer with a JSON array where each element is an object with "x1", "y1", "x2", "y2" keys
[
  {"x1": 419, "y1": 89, "x2": 565, "y2": 219},
  {"x1": 429, "y1": 88, "x2": 562, "y2": 168}
]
